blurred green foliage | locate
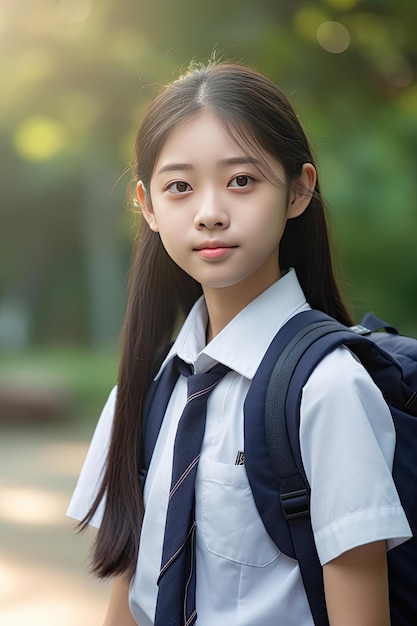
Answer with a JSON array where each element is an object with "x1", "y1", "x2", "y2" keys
[
  {"x1": 0, "y1": 347, "x2": 118, "y2": 427},
  {"x1": 1, "y1": 0, "x2": 416, "y2": 361}
]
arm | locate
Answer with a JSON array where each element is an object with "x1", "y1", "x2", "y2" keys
[
  {"x1": 102, "y1": 575, "x2": 138, "y2": 626},
  {"x1": 323, "y1": 540, "x2": 390, "y2": 626}
]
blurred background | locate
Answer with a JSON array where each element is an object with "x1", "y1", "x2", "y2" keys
[{"x1": 0, "y1": 0, "x2": 416, "y2": 624}]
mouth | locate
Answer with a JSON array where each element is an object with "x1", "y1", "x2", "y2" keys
[
  {"x1": 194, "y1": 241, "x2": 237, "y2": 251},
  {"x1": 194, "y1": 242, "x2": 238, "y2": 260}
]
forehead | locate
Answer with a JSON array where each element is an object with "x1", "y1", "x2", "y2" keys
[
  {"x1": 156, "y1": 112, "x2": 246, "y2": 159},
  {"x1": 152, "y1": 110, "x2": 283, "y2": 181}
]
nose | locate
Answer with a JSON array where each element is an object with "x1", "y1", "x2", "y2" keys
[{"x1": 194, "y1": 189, "x2": 230, "y2": 230}]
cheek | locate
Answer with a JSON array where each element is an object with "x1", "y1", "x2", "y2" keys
[
  {"x1": 247, "y1": 204, "x2": 288, "y2": 237},
  {"x1": 157, "y1": 228, "x2": 184, "y2": 260},
  {"x1": 155, "y1": 206, "x2": 192, "y2": 244}
]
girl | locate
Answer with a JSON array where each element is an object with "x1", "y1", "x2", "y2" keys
[{"x1": 68, "y1": 63, "x2": 411, "y2": 626}]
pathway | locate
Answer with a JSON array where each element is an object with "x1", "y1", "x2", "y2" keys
[{"x1": 0, "y1": 423, "x2": 110, "y2": 626}]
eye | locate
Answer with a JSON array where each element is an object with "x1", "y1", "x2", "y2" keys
[
  {"x1": 167, "y1": 181, "x2": 192, "y2": 194},
  {"x1": 228, "y1": 175, "x2": 254, "y2": 189}
]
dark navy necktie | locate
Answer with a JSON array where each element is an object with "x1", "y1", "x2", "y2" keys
[{"x1": 154, "y1": 357, "x2": 229, "y2": 626}]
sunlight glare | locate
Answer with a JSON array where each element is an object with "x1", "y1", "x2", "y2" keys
[{"x1": 0, "y1": 486, "x2": 68, "y2": 526}]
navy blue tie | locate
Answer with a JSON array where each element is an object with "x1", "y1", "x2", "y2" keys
[{"x1": 154, "y1": 357, "x2": 229, "y2": 626}]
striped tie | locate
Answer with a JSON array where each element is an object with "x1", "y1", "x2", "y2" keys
[{"x1": 154, "y1": 357, "x2": 230, "y2": 626}]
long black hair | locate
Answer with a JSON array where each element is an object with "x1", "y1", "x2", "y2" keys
[{"x1": 78, "y1": 63, "x2": 352, "y2": 579}]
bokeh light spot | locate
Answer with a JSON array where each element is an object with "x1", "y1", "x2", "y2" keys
[
  {"x1": 382, "y1": 56, "x2": 414, "y2": 89},
  {"x1": 13, "y1": 117, "x2": 68, "y2": 161},
  {"x1": 317, "y1": 21, "x2": 351, "y2": 54}
]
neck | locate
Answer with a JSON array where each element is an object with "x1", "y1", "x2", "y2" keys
[
  {"x1": 203, "y1": 269, "x2": 282, "y2": 342},
  {"x1": 204, "y1": 290, "x2": 240, "y2": 343}
]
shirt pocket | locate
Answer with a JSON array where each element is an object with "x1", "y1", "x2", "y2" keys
[{"x1": 198, "y1": 459, "x2": 281, "y2": 567}]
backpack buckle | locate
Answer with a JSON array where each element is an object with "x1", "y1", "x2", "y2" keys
[
  {"x1": 350, "y1": 324, "x2": 372, "y2": 336},
  {"x1": 281, "y1": 489, "x2": 310, "y2": 520}
]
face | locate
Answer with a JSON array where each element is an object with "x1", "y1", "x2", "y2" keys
[{"x1": 140, "y1": 111, "x2": 311, "y2": 304}]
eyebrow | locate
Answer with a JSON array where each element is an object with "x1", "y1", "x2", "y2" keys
[
  {"x1": 156, "y1": 156, "x2": 262, "y2": 176},
  {"x1": 156, "y1": 163, "x2": 194, "y2": 175},
  {"x1": 218, "y1": 157, "x2": 262, "y2": 168}
]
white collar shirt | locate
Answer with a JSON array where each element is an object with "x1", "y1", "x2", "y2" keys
[{"x1": 130, "y1": 269, "x2": 313, "y2": 625}]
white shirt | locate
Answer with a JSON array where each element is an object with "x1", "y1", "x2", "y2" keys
[{"x1": 67, "y1": 269, "x2": 411, "y2": 626}]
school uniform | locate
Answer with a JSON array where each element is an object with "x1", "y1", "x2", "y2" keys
[{"x1": 68, "y1": 269, "x2": 411, "y2": 626}]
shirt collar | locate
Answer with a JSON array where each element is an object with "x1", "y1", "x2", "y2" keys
[{"x1": 155, "y1": 269, "x2": 310, "y2": 380}]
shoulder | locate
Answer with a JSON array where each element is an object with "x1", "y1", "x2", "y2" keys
[
  {"x1": 302, "y1": 345, "x2": 386, "y2": 412},
  {"x1": 300, "y1": 345, "x2": 396, "y2": 472},
  {"x1": 299, "y1": 344, "x2": 397, "y2": 481}
]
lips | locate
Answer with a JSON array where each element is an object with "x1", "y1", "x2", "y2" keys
[
  {"x1": 194, "y1": 241, "x2": 237, "y2": 260},
  {"x1": 194, "y1": 241, "x2": 236, "y2": 251}
]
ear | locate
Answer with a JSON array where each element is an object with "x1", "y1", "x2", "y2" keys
[
  {"x1": 287, "y1": 163, "x2": 317, "y2": 219},
  {"x1": 136, "y1": 181, "x2": 159, "y2": 232}
]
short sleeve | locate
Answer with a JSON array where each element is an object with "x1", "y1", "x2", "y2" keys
[
  {"x1": 66, "y1": 386, "x2": 117, "y2": 527},
  {"x1": 300, "y1": 347, "x2": 412, "y2": 565}
]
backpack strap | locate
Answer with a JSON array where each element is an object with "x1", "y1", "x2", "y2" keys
[
  {"x1": 265, "y1": 309, "x2": 381, "y2": 626},
  {"x1": 139, "y1": 357, "x2": 180, "y2": 487},
  {"x1": 360, "y1": 312, "x2": 399, "y2": 335}
]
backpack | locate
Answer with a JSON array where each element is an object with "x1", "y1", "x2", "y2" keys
[
  {"x1": 141, "y1": 310, "x2": 417, "y2": 625},
  {"x1": 265, "y1": 309, "x2": 417, "y2": 626}
]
